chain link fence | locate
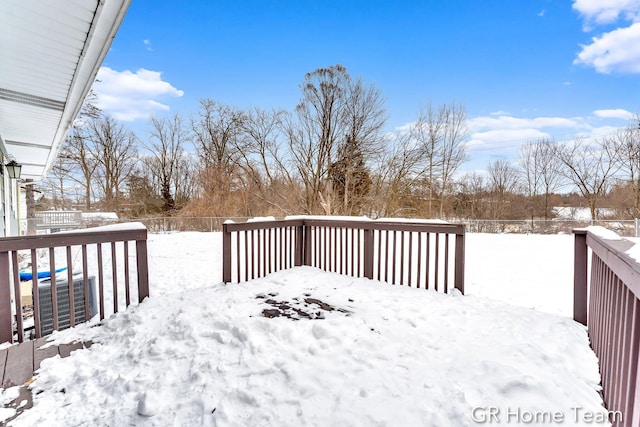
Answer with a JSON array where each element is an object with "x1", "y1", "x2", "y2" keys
[
  {"x1": 24, "y1": 216, "x2": 640, "y2": 237},
  {"x1": 460, "y1": 219, "x2": 640, "y2": 237}
]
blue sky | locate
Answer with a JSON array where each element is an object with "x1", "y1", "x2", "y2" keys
[{"x1": 94, "y1": 0, "x2": 640, "y2": 172}]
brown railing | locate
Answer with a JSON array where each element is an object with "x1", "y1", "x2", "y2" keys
[
  {"x1": 223, "y1": 217, "x2": 465, "y2": 293},
  {"x1": 0, "y1": 222, "x2": 149, "y2": 344},
  {"x1": 574, "y1": 227, "x2": 640, "y2": 426}
]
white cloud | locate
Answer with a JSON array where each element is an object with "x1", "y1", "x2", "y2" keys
[
  {"x1": 538, "y1": 9, "x2": 546, "y2": 17},
  {"x1": 468, "y1": 115, "x2": 581, "y2": 132},
  {"x1": 593, "y1": 108, "x2": 634, "y2": 119},
  {"x1": 574, "y1": 22, "x2": 640, "y2": 73},
  {"x1": 572, "y1": 0, "x2": 640, "y2": 26},
  {"x1": 143, "y1": 39, "x2": 153, "y2": 51},
  {"x1": 93, "y1": 67, "x2": 184, "y2": 121},
  {"x1": 467, "y1": 128, "x2": 551, "y2": 148}
]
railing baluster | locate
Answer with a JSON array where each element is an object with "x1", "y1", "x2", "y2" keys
[
  {"x1": 407, "y1": 231, "x2": 412, "y2": 287},
  {"x1": 49, "y1": 248, "x2": 58, "y2": 331},
  {"x1": 66, "y1": 246, "x2": 75, "y2": 328},
  {"x1": 32, "y1": 248, "x2": 41, "y2": 339},
  {"x1": 434, "y1": 233, "x2": 440, "y2": 292},
  {"x1": 0, "y1": 251, "x2": 11, "y2": 343},
  {"x1": 82, "y1": 245, "x2": 89, "y2": 323},
  {"x1": 124, "y1": 241, "x2": 131, "y2": 306},
  {"x1": 111, "y1": 242, "x2": 118, "y2": 314},
  {"x1": 444, "y1": 234, "x2": 450, "y2": 293},
  {"x1": 391, "y1": 230, "x2": 397, "y2": 284},
  {"x1": 399, "y1": 231, "x2": 404, "y2": 285},
  {"x1": 235, "y1": 232, "x2": 240, "y2": 283},
  {"x1": 426, "y1": 233, "x2": 431, "y2": 289},
  {"x1": 244, "y1": 231, "x2": 249, "y2": 281},
  {"x1": 97, "y1": 243, "x2": 105, "y2": 320},
  {"x1": 11, "y1": 251, "x2": 23, "y2": 342},
  {"x1": 416, "y1": 232, "x2": 422, "y2": 289}
]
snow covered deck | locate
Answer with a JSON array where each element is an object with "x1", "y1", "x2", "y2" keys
[{"x1": 0, "y1": 231, "x2": 613, "y2": 425}]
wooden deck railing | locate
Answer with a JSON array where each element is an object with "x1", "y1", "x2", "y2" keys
[
  {"x1": 574, "y1": 227, "x2": 640, "y2": 427},
  {"x1": 0, "y1": 222, "x2": 149, "y2": 344},
  {"x1": 223, "y1": 217, "x2": 465, "y2": 294}
]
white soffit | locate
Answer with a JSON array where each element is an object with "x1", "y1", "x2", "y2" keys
[{"x1": 0, "y1": 0, "x2": 130, "y2": 181}]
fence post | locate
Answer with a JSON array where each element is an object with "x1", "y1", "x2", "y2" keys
[
  {"x1": 363, "y1": 228, "x2": 374, "y2": 279},
  {"x1": 0, "y1": 252, "x2": 12, "y2": 343},
  {"x1": 222, "y1": 223, "x2": 232, "y2": 282},
  {"x1": 136, "y1": 237, "x2": 150, "y2": 302},
  {"x1": 454, "y1": 230, "x2": 465, "y2": 294},
  {"x1": 573, "y1": 229, "x2": 588, "y2": 325}
]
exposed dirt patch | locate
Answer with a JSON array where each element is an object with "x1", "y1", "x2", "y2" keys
[{"x1": 256, "y1": 294, "x2": 350, "y2": 320}]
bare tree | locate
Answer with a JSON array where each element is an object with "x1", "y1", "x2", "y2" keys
[
  {"x1": 487, "y1": 159, "x2": 521, "y2": 219},
  {"x1": 610, "y1": 117, "x2": 640, "y2": 216},
  {"x1": 56, "y1": 89, "x2": 102, "y2": 210},
  {"x1": 85, "y1": 115, "x2": 138, "y2": 211},
  {"x1": 287, "y1": 65, "x2": 350, "y2": 214},
  {"x1": 438, "y1": 101, "x2": 468, "y2": 217},
  {"x1": 370, "y1": 131, "x2": 424, "y2": 217},
  {"x1": 235, "y1": 107, "x2": 296, "y2": 215},
  {"x1": 456, "y1": 171, "x2": 487, "y2": 220},
  {"x1": 520, "y1": 139, "x2": 564, "y2": 222},
  {"x1": 146, "y1": 113, "x2": 189, "y2": 212},
  {"x1": 408, "y1": 101, "x2": 468, "y2": 218},
  {"x1": 332, "y1": 78, "x2": 386, "y2": 215},
  {"x1": 191, "y1": 99, "x2": 244, "y2": 171},
  {"x1": 554, "y1": 137, "x2": 621, "y2": 220}
]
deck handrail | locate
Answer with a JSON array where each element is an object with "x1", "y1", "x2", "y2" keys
[
  {"x1": 574, "y1": 227, "x2": 640, "y2": 427},
  {"x1": 223, "y1": 217, "x2": 465, "y2": 294},
  {"x1": 0, "y1": 222, "x2": 149, "y2": 344}
]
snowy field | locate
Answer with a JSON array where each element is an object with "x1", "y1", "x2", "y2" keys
[{"x1": 4, "y1": 231, "x2": 612, "y2": 426}]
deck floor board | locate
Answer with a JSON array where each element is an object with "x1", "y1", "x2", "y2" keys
[
  {"x1": 0, "y1": 339, "x2": 91, "y2": 425},
  {"x1": 3, "y1": 341, "x2": 34, "y2": 388},
  {"x1": 33, "y1": 338, "x2": 59, "y2": 372}
]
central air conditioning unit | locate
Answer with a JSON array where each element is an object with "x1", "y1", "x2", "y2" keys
[{"x1": 37, "y1": 275, "x2": 98, "y2": 336}]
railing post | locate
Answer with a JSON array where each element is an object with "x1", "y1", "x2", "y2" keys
[
  {"x1": 136, "y1": 237, "x2": 150, "y2": 302},
  {"x1": 454, "y1": 230, "x2": 465, "y2": 294},
  {"x1": 0, "y1": 252, "x2": 12, "y2": 343},
  {"x1": 222, "y1": 223, "x2": 232, "y2": 283},
  {"x1": 573, "y1": 229, "x2": 588, "y2": 325},
  {"x1": 303, "y1": 223, "x2": 312, "y2": 266},
  {"x1": 363, "y1": 228, "x2": 374, "y2": 279},
  {"x1": 294, "y1": 224, "x2": 304, "y2": 266}
]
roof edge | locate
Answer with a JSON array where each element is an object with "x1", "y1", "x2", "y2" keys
[{"x1": 39, "y1": 0, "x2": 131, "y2": 181}]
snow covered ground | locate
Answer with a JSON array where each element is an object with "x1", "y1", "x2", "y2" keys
[{"x1": 6, "y1": 231, "x2": 612, "y2": 426}]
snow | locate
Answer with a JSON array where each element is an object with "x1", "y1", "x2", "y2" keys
[
  {"x1": 552, "y1": 207, "x2": 616, "y2": 221},
  {"x1": 586, "y1": 225, "x2": 623, "y2": 241},
  {"x1": 285, "y1": 215, "x2": 372, "y2": 222},
  {"x1": 81, "y1": 212, "x2": 119, "y2": 221},
  {"x1": 8, "y1": 231, "x2": 610, "y2": 426}
]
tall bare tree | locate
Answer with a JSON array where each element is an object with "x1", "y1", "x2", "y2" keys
[
  {"x1": 554, "y1": 137, "x2": 621, "y2": 220},
  {"x1": 146, "y1": 113, "x2": 189, "y2": 212},
  {"x1": 610, "y1": 117, "x2": 640, "y2": 216},
  {"x1": 520, "y1": 139, "x2": 563, "y2": 222},
  {"x1": 287, "y1": 65, "x2": 350, "y2": 214},
  {"x1": 56, "y1": 89, "x2": 102, "y2": 210},
  {"x1": 487, "y1": 159, "x2": 521, "y2": 219},
  {"x1": 191, "y1": 99, "x2": 244, "y2": 171},
  {"x1": 85, "y1": 115, "x2": 138, "y2": 211},
  {"x1": 408, "y1": 101, "x2": 468, "y2": 218},
  {"x1": 235, "y1": 107, "x2": 296, "y2": 215},
  {"x1": 332, "y1": 78, "x2": 386, "y2": 215}
]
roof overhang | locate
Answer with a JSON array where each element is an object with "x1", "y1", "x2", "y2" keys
[{"x1": 0, "y1": 0, "x2": 130, "y2": 181}]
